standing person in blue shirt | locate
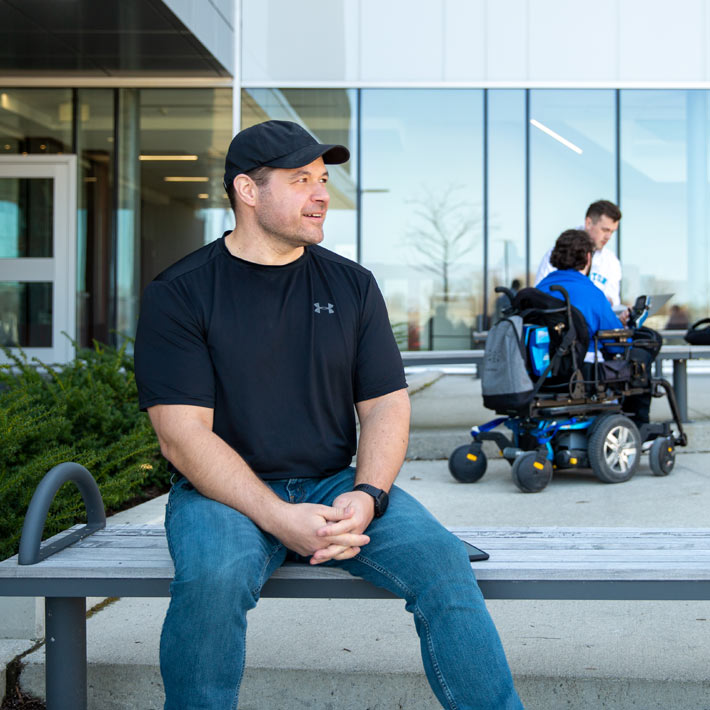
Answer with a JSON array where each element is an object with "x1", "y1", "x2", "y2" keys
[{"x1": 135, "y1": 120, "x2": 523, "y2": 710}]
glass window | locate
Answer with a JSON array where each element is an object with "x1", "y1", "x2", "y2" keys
[
  {"x1": 0, "y1": 281, "x2": 52, "y2": 347},
  {"x1": 360, "y1": 89, "x2": 484, "y2": 350},
  {"x1": 0, "y1": 89, "x2": 72, "y2": 156},
  {"x1": 487, "y1": 90, "x2": 526, "y2": 324},
  {"x1": 529, "y1": 90, "x2": 616, "y2": 282},
  {"x1": 139, "y1": 88, "x2": 234, "y2": 290},
  {"x1": 76, "y1": 89, "x2": 114, "y2": 346},
  {"x1": 242, "y1": 88, "x2": 357, "y2": 261},
  {"x1": 0, "y1": 177, "x2": 53, "y2": 258},
  {"x1": 620, "y1": 90, "x2": 705, "y2": 327}
]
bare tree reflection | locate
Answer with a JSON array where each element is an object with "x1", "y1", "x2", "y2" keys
[{"x1": 404, "y1": 186, "x2": 481, "y2": 302}]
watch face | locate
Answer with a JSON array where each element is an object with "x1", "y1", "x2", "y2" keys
[
  {"x1": 355, "y1": 484, "x2": 389, "y2": 517},
  {"x1": 375, "y1": 490, "x2": 389, "y2": 516}
]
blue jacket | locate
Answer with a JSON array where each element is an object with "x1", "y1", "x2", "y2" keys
[{"x1": 537, "y1": 269, "x2": 623, "y2": 351}]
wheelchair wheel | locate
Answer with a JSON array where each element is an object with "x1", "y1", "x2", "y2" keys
[
  {"x1": 511, "y1": 451, "x2": 552, "y2": 493},
  {"x1": 649, "y1": 437, "x2": 675, "y2": 476},
  {"x1": 448, "y1": 445, "x2": 487, "y2": 483},
  {"x1": 588, "y1": 414, "x2": 641, "y2": 483}
]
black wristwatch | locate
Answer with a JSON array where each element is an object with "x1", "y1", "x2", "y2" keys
[{"x1": 353, "y1": 484, "x2": 389, "y2": 517}]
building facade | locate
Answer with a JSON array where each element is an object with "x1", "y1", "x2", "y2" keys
[{"x1": 2, "y1": 0, "x2": 709, "y2": 364}]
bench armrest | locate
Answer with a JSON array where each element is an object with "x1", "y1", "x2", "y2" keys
[{"x1": 19, "y1": 462, "x2": 106, "y2": 565}]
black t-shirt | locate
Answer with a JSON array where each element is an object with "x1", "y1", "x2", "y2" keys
[{"x1": 135, "y1": 236, "x2": 406, "y2": 480}]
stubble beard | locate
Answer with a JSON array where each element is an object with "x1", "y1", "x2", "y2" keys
[{"x1": 255, "y1": 202, "x2": 324, "y2": 252}]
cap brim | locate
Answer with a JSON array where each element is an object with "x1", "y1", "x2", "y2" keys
[{"x1": 266, "y1": 143, "x2": 350, "y2": 169}]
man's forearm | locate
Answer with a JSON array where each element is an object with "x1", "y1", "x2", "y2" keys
[{"x1": 354, "y1": 388, "x2": 411, "y2": 492}]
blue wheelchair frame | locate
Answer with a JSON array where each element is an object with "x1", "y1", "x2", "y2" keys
[{"x1": 470, "y1": 305, "x2": 654, "y2": 462}]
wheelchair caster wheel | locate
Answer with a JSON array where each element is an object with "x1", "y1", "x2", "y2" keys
[
  {"x1": 511, "y1": 451, "x2": 552, "y2": 493},
  {"x1": 649, "y1": 437, "x2": 675, "y2": 476},
  {"x1": 448, "y1": 445, "x2": 487, "y2": 483},
  {"x1": 588, "y1": 414, "x2": 641, "y2": 483}
]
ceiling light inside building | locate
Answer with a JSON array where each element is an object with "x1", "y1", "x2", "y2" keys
[
  {"x1": 140, "y1": 155, "x2": 198, "y2": 161},
  {"x1": 164, "y1": 176, "x2": 209, "y2": 182},
  {"x1": 530, "y1": 119, "x2": 583, "y2": 154}
]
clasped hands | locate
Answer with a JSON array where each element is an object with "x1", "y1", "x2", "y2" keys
[{"x1": 275, "y1": 490, "x2": 376, "y2": 565}]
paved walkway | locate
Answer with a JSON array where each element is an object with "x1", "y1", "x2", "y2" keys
[{"x1": 5, "y1": 370, "x2": 710, "y2": 709}]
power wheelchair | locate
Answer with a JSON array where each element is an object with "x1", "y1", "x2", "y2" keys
[{"x1": 448, "y1": 286, "x2": 688, "y2": 492}]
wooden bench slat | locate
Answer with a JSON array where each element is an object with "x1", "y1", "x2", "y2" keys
[{"x1": 2, "y1": 526, "x2": 710, "y2": 595}]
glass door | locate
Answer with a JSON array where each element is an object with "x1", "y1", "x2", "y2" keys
[{"x1": 0, "y1": 155, "x2": 77, "y2": 364}]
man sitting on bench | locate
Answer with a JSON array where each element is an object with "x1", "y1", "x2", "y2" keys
[{"x1": 134, "y1": 120, "x2": 523, "y2": 710}]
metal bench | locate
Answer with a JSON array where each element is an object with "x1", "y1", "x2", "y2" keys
[
  {"x1": 2, "y1": 464, "x2": 710, "y2": 710},
  {"x1": 401, "y1": 344, "x2": 710, "y2": 421}
]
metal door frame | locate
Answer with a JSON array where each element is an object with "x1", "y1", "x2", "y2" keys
[{"x1": 0, "y1": 155, "x2": 77, "y2": 364}]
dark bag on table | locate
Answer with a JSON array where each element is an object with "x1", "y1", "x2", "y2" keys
[{"x1": 684, "y1": 318, "x2": 710, "y2": 345}]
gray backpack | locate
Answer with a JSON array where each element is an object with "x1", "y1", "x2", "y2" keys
[{"x1": 481, "y1": 315, "x2": 534, "y2": 412}]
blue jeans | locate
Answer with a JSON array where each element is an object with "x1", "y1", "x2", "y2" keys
[{"x1": 161, "y1": 468, "x2": 523, "y2": 709}]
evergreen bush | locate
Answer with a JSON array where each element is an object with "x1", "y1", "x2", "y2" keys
[{"x1": 0, "y1": 341, "x2": 168, "y2": 561}]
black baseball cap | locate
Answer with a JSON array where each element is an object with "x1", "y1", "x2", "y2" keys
[{"x1": 223, "y1": 120, "x2": 350, "y2": 191}]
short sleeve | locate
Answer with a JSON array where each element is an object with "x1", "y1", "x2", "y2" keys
[
  {"x1": 134, "y1": 280, "x2": 215, "y2": 411},
  {"x1": 608, "y1": 256, "x2": 622, "y2": 306},
  {"x1": 353, "y1": 276, "x2": 407, "y2": 403}
]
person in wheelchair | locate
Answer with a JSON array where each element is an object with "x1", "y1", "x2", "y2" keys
[
  {"x1": 449, "y1": 230, "x2": 686, "y2": 491},
  {"x1": 536, "y1": 229, "x2": 653, "y2": 427},
  {"x1": 537, "y1": 229, "x2": 623, "y2": 356}
]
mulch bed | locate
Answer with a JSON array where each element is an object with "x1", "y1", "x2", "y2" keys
[{"x1": 1, "y1": 686, "x2": 44, "y2": 710}]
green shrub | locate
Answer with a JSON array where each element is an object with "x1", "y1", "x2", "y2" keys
[{"x1": 0, "y1": 341, "x2": 168, "y2": 561}]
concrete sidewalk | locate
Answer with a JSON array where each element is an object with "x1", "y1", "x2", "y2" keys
[{"x1": 8, "y1": 371, "x2": 710, "y2": 709}]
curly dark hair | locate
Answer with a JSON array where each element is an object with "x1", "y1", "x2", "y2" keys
[{"x1": 549, "y1": 229, "x2": 595, "y2": 271}]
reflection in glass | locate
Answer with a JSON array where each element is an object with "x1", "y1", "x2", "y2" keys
[
  {"x1": 116, "y1": 89, "x2": 141, "y2": 343},
  {"x1": 529, "y1": 90, "x2": 616, "y2": 280},
  {"x1": 0, "y1": 178, "x2": 53, "y2": 258},
  {"x1": 488, "y1": 90, "x2": 526, "y2": 323},
  {"x1": 0, "y1": 88, "x2": 72, "y2": 156},
  {"x1": 140, "y1": 88, "x2": 233, "y2": 294},
  {"x1": 76, "y1": 89, "x2": 114, "y2": 346},
  {"x1": 620, "y1": 90, "x2": 707, "y2": 326},
  {"x1": 242, "y1": 88, "x2": 357, "y2": 260},
  {"x1": 0, "y1": 282, "x2": 52, "y2": 347},
  {"x1": 361, "y1": 89, "x2": 484, "y2": 350}
]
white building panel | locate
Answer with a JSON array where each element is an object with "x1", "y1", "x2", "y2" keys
[
  {"x1": 619, "y1": 0, "x2": 706, "y2": 82},
  {"x1": 240, "y1": 0, "x2": 710, "y2": 86},
  {"x1": 528, "y1": 0, "x2": 618, "y2": 82},
  {"x1": 485, "y1": 0, "x2": 529, "y2": 81},
  {"x1": 359, "y1": 0, "x2": 444, "y2": 82},
  {"x1": 241, "y1": 0, "x2": 350, "y2": 82},
  {"x1": 442, "y1": 0, "x2": 486, "y2": 81}
]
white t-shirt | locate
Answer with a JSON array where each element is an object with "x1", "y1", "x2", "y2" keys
[{"x1": 535, "y1": 246, "x2": 622, "y2": 306}]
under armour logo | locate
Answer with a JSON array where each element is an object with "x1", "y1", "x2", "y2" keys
[{"x1": 314, "y1": 302, "x2": 334, "y2": 314}]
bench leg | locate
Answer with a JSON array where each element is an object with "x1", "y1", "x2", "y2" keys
[
  {"x1": 672, "y1": 359, "x2": 688, "y2": 423},
  {"x1": 45, "y1": 597, "x2": 87, "y2": 710}
]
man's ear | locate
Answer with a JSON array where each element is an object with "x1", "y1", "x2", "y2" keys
[{"x1": 234, "y1": 175, "x2": 257, "y2": 207}]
